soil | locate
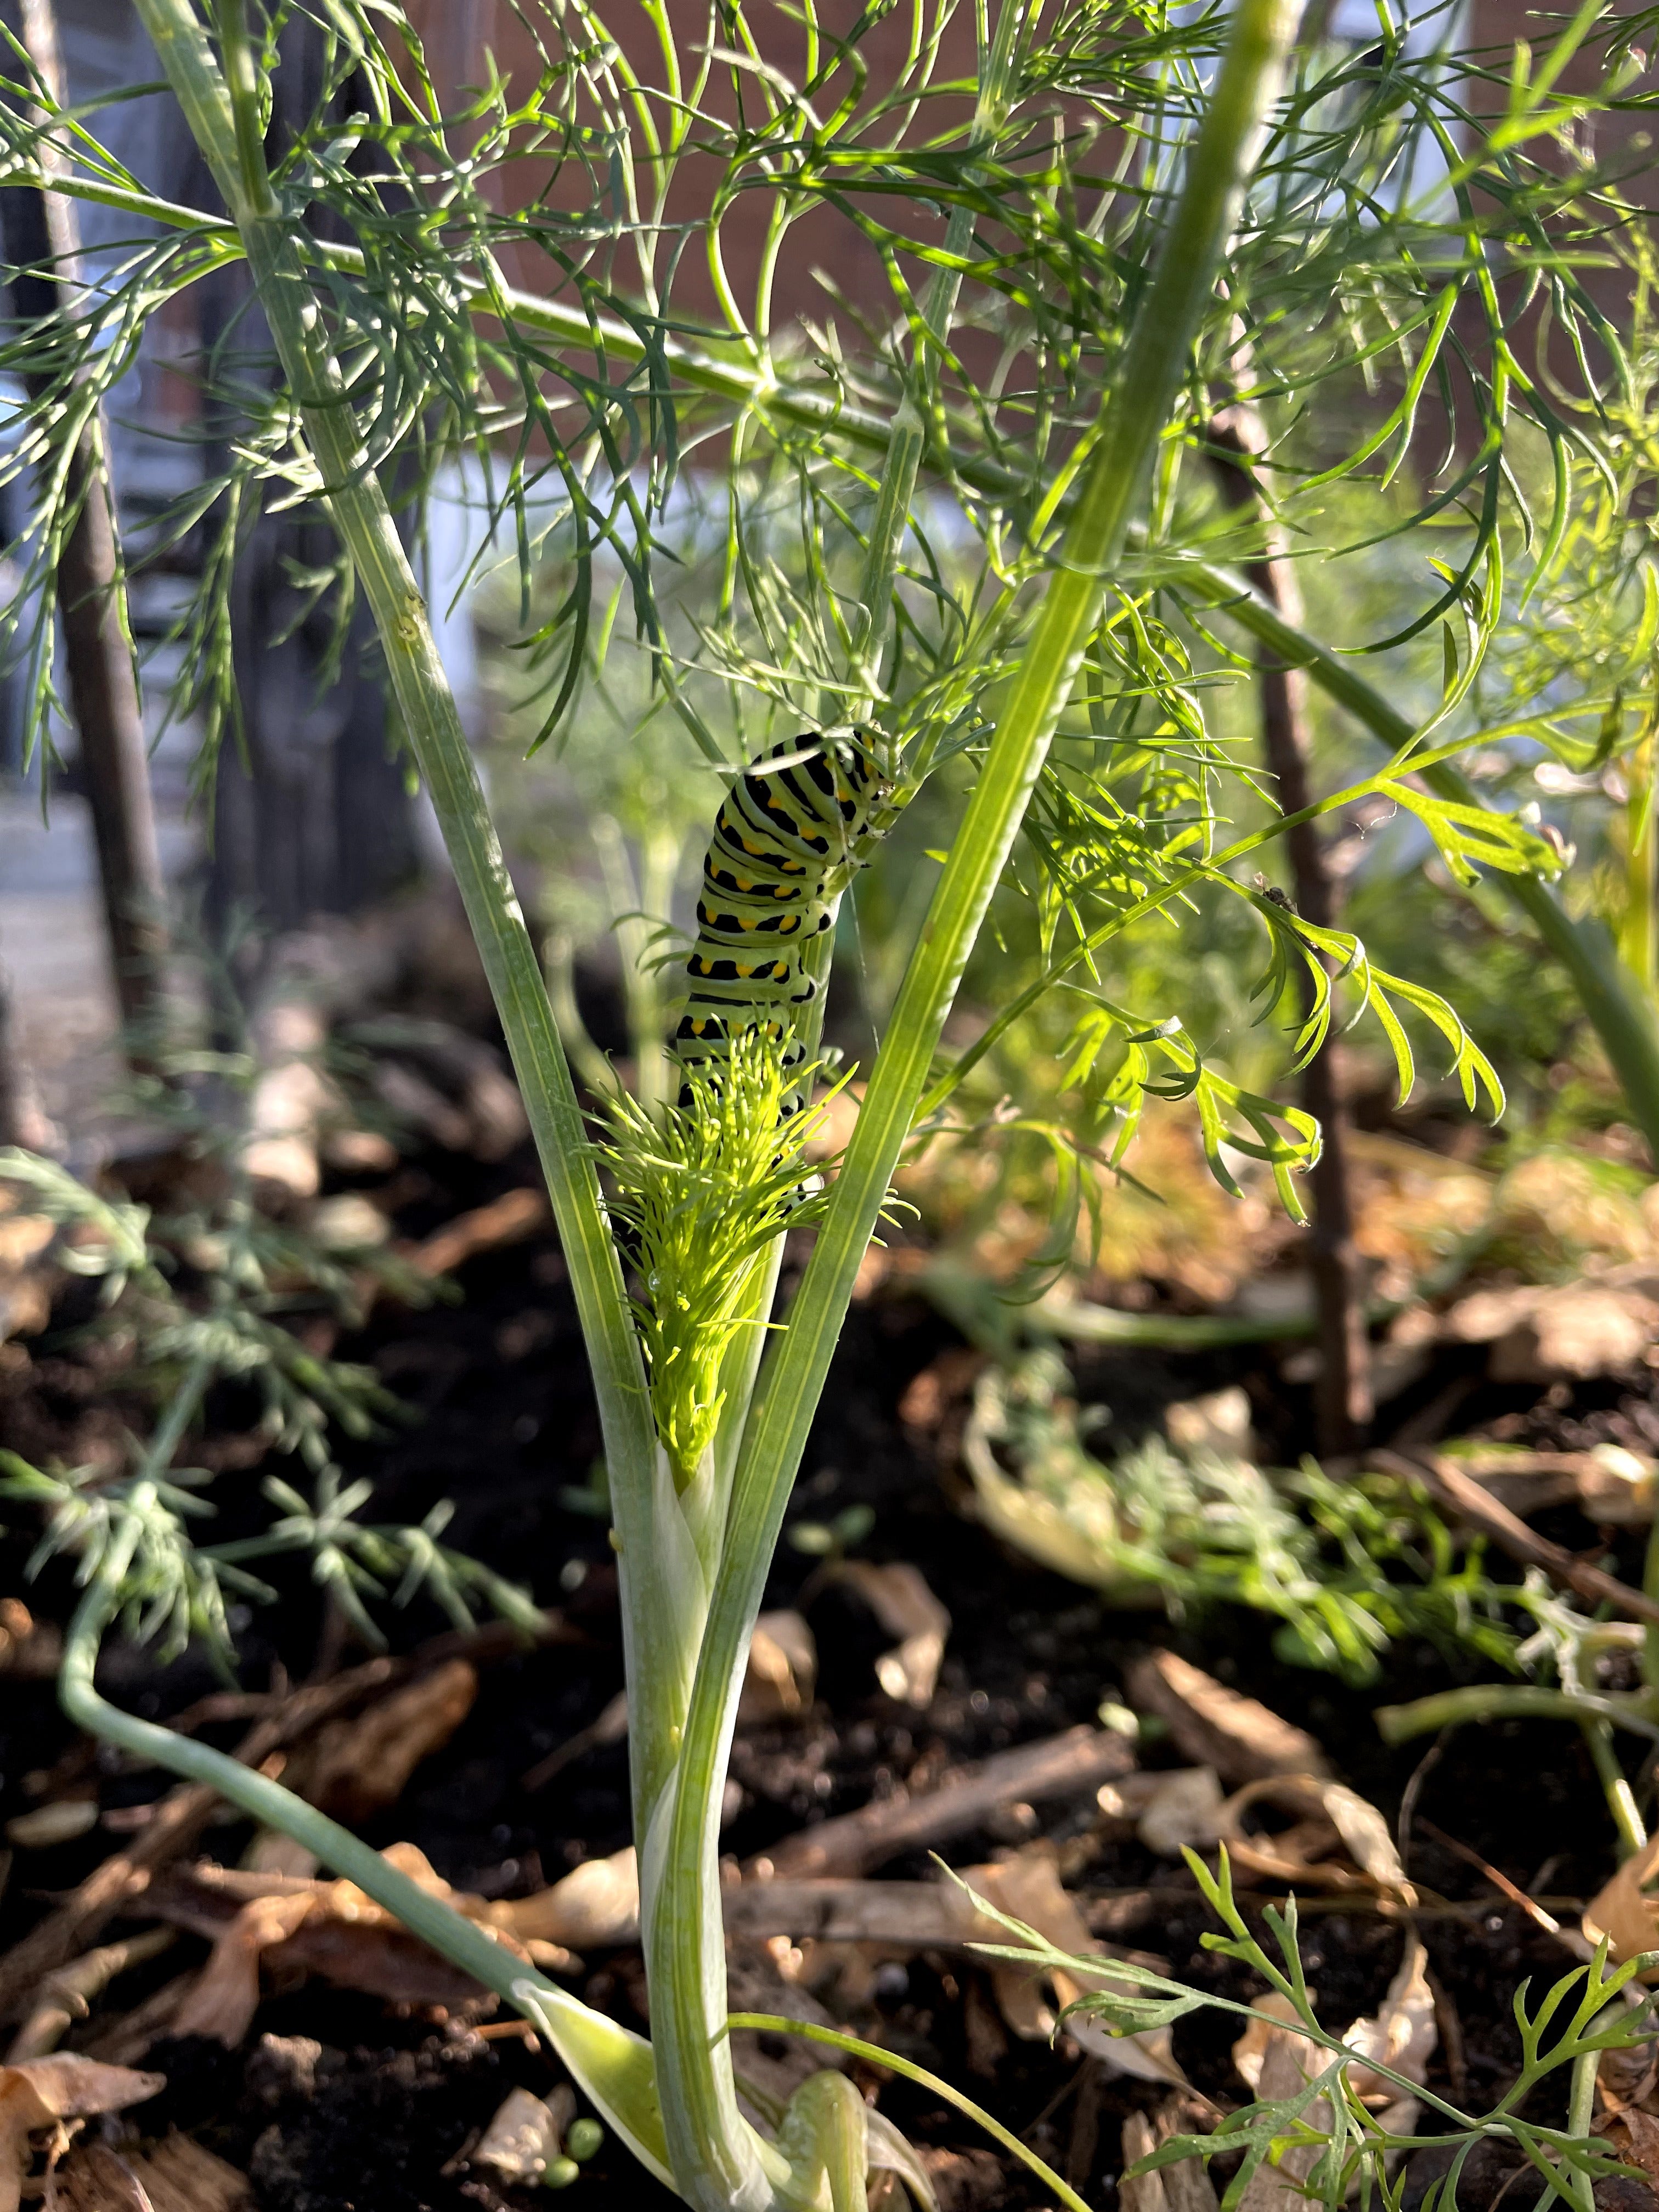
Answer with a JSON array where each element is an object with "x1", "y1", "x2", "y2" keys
[{"x1": 2, "y1": 1132, "x2": 1652, "y2": 2212}]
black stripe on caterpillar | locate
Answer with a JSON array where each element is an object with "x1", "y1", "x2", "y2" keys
[{"x1": 674, "y1": 726, "x2": 895, "y2": 1112}]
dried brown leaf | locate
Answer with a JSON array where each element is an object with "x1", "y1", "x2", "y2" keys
[
  {"x1": 51, "y1": 2133, "x2": 251, "y2": 2212},
  {"x1": 1121, "y1": 2107, "x2": 1221, "y2": 2212},
  {"x1": 1218, "y1": 1776, "x2": 1413, "y2": 1903},
  {"x1": 832, "y1": 1564, "x2": 950, "y2": 1708},
  {"x1": 1605, "y1": 2109, "x2": 1659, "y2": 2191},
  {"x1": 488, "y1": 1847, "x2": 639, "y2": 1949},
  {"x1": 1101, "y1": 1769, "x2": 1224, "y2": 1858},
  {"x1": 471, "y1": 2085, "x2": 577, "y2": 2182},
  {"x1": 1446, "y1": 1285, "x2": 1659, "y2": 1384},
  {"x1": 1584, "y1": 1834, "x2": 1659, "y2": 1972},
  {"x1": 170, "y1": 1892, "x2": 317, "y2": 2046},
  {"x1": 306, "y1": 1660, "x2": 478, "y2": 1823},
  {"x1": 962, "y1": 1850, "x2": 1187, "y2": 2087},
  {"x1": 1233, "y1": 1941, "x2": 1435, "y2": 2212},
  {"x1": 0, "y1": 2056, "x2": 163, "y2": 2212},
  {"x1": 738, "y1": 1612, "x2": 817, "y2": 1724},
  {"x1": 1127, "y1": 1654, "x2": 1329, "y2": 1787}
]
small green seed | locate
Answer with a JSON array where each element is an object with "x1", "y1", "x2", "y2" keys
[
  {"x1": 543, "y1": 2156, "x2": 580, "y2": 2189},
  {"x1": 565, "y1": 2119, "x2": 603, "y2": 2163}
]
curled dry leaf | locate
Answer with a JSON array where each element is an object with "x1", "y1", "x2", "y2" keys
[
  {"x1": 170, "y1": 1893, "x2": 318, "y2": 2047},
  {"x1": 1217, "y1": 1776, "x2": 1414, "y2": 1904},
  {"x1": 1099, "y1": 1769, "x2": 1226, "y2": 1858},
  {"x1": 1232, "y1": 1940, "x2": 1436, "y2": 2212},
  {"x1": 1445, "y1": 1283, "x2": 1659, "y2": 1384},
  {"x1": 1342, "y1": 1940, "x2": 1437, "y2": 2129},
  {"x1": 50, "y1": 2133, "x2": 251, "y2": 2212},
  {"x1": 1121, "y1": 2106, "x2": 1220, "y2": 2212},
  {"x1": 1165, "y1": 1387, "x2": 1254, "y2": 1458},
  {"x1": 4, "y1": 1801, "x2": 98, "y2": 1849},
  {"x1": 831, "y1": 1562, "x2": 950, "y2": 1708},
  {"x1": 0, "y1": 2056, "x2": 164, "y2": 2212},
  {"x1": 1583, "y1": 1832, "x2": 1659, "y2": 1973},
  {"x1": 1127, "y1": 1652, "x2": 1330, "y2": 1788},
  {"x1": 738, "y1": 1611, "x2": 818, "y2": 1724},
  {"x1": 961, "y1": 1850, "x2": 1188, "y2": 2087},
  {"x1": 488, "y1": 1847, "x2": 640, "y2": 1950},
  {"x1": 472, "y1": 2084, "x2": 577, "y2": 2183},
  {"x1": 306, "y1": 1659, "x2": 478, "y2": 1824},
  {"x1": 152, "y1": 1842, "x2": 580, "y2": 2040}
]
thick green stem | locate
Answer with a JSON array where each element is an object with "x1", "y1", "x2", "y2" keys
[
  {"x1": 1581, "y1": 1716, "x2": 1647, "y2": 1861},
  {"x1": 1375, "y1": 1684, "x2": 1659, "y2": 1745},
  {"x1": 126, "y1": 0, "x2": 682, "y2": 1837},
  {"x1": 648, "y1": 6, "x2": 1298, "y2": 2207},
  {"x1": 1564, "y1": 2045, "x2": 1600, "y2": 2212}
]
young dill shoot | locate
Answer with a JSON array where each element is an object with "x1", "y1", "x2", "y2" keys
[{"x1": 594, "y1": 1031, "x2": 850, "y2": 1489}]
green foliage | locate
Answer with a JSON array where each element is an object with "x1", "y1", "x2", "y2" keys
[
  {"x1": 963, "y1": 1349, "x2": 1520, "y2": 1685},
  {"x1": 0, "y1": 1011, "x2": 540, "y2": 1658},
  {"x1": 8, "y1": 1, "x2": 1659, "y2": 2203},
  {"x1": 594, "y1": 1032, "x2": 848, "y2": 1485},
  {"x1": 970, "y1": 1848, "x2": 1655, "y2": 2212}
]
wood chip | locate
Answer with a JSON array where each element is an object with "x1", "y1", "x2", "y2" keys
[
  {"x1": 403, "y1": 1187, "x2": 548, "y2": 1278},
  {"x1": 758, "y1": 1725, "x2": 1136, "y2": 1881},
  {"x1": 6, "y1": 1928, "x2": 175, "y2": 2063}
]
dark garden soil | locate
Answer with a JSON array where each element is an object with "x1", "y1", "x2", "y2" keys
[{"x1": 1, "y1": 1131, "x2": 1651, "y2": 2212}]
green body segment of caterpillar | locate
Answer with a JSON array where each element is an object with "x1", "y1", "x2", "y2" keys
[{"x1": 675, "y1": 727, "x2": 896, "y2": 1113}]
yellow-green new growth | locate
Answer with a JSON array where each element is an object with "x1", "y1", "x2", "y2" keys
[{"x1": 596, "y1": 1034, "x2": 843, "y2": 1488}]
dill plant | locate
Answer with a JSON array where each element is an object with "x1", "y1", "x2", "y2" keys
[
  {"x1": 2, "y1": 1, "x2": 1658, "y2": 2205},
  {"x1": 595, "y1": 1035, "x2": 847, "y2": 1485}
]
